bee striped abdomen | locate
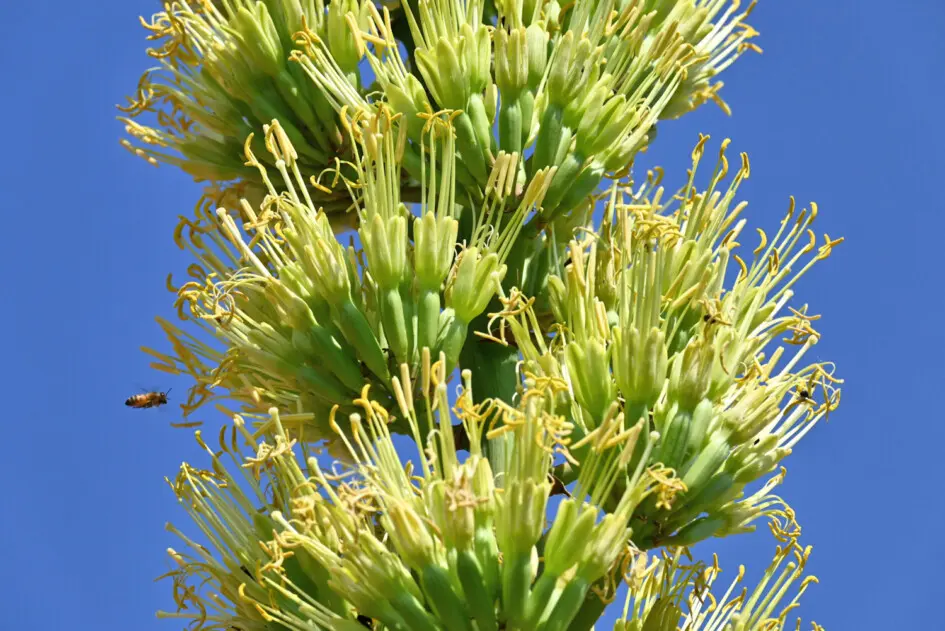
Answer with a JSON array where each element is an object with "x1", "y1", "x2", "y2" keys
[{"x1": 125, "y1": 390, "x2": 170, "y2": 409}]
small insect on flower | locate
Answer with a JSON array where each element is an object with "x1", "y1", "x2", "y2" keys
[{"x1": 125, "y1": 389, "x2": 171, "y2": 409}]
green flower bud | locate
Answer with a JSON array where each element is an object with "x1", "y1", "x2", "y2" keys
[
  {"x1": 349, "y1": 534, "x2": 425, "y2": 602},
  {"x1": 415, "y1": 212, "x2": 459, "y2": 290},
  {"x1": 121, "y1": 4, "x2": 359, "y2": 226},
  {"x1": 463, "y1": 24, "x2": 493, "y2": 92},
  {"x1": 729, "y1": 445, "x2": 790, "y2": 485},
  {"x1": 382, "y1": 500, "x2": 439, "y2": 571},
  {"x1": 384, "y1": 74, "x2": 433, "y2": 138},
  {"x1": 667, "y1": 335, "x2": 714, "y2": 412},
  {"x1": 471, "y1": 457, "x2": 497, "y2": 524},
  {"x1": 576, "y1": 94, "x2": 635, "y2": 158},
  {"x1": 326, "y1": 0, "x2": 363, "y2": 73},
  {"x1": 728, "y1": 383, "x2": 785, "y2": 445},
  {"x1": 446, "y1": 248, "x2": 507, "y2": 323},
  {"x1": 230, "y1": 3, "x2": 284, "y2": 78},
  {"x1": 613, "y1": 326, "x2": 668, "y2": 408},
  {"x1": 565, "y1": 338, "x2": 616, "y2": 425},
  {"x1": 543, "y1": 499, "x2": 598, "y2": 575},
  {"x1": 494, "y1": 479, "x2": 549, "y2": 557},
  {"x1": 428, "y1": 479, "x2": 476, "y2": 550},
  {"x1": 416, "y1": 38, "x2": 468, "y2": 109},
  {"x1": 547, "y1": 274, "x2": 568, "y2": 324},
  {"x1": 495, "y1": 28, "x2": 529, "y2": 96},
  {"x1": 361, "y1": 214, "x2": 408, "y2": 289},
  {"x1": 576, "y1": 513, "x2": 632, "y2": 582},
  {"x1": 306, "y1": 237, "x2": 352, "y2": 306},
  {"x1": 546, "y1": 32, "x2": 597, "y2": 107},
  {"x1": 562, "y1": 77, "x2": 609, "y2": 133},
  {"x1": 525, "y1": 23, "x2": 549, "y2": 87},
  {"x1": 485, "y1": 81, "x2": 498, "y2": 124}
]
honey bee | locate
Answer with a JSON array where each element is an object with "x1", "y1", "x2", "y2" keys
[{"x1": 125, "y1": 389, "x2": 172, "y2": 409}]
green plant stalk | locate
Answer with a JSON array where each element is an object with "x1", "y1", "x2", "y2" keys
[
  {"x1": 501, "y1": 552, "x2": 533, "y2": 627},
  {"x1": 659, "y1": 473, "x2": 742, "y2": 536},
  {"x1": 459, "y1": 336, "x2": 519, "y2": 478},
  {"x1": 456, "y1": 549, "x2": 498, "y2": 631},
  {"x1": 288, "y1": 61, "x2": 340, "y2": 139},
  {"x1": 295, "y1": 364, "x2": 351, "y2": 403},
  {"x1": 468, "y1": 93, "x2": 496, "y2": 155},
  {"x1": 545, "y1": 579, "x2": 598, "y2": 631},
  {"x1": 540, "y1": 151, "x2": 588, "y2": 214},
  {"x1": 286, "y1": 550, "x2": 349, "y2": 617},
  {"x1": 554, "y1": 162, "x2": 605, "y2": 215},
  {"x1": 501, "y1": 222, "x2": 542, "y2": 290},
  {"x1": 249, "y1": 84, "x2": 331, "y2": 164},
  {"x1": 531, "y1": 104, "x2": 566, "y2": 176},
  {"x1": 654, "y1": 410, "x2": 692, "y2": 471},
  {"x1": 298, "y1": 325, "x2": 364, "y2": 391},
  {"x1": 418, "y1": 288, "x2": 442, "y2": 357},
  {"x1": 681, "y1": 434, "x2": 732, "y2": 495},
  {"x1": 436, "y1": 310, "x2": 469, "y2": 373},
  {"x1": 364, "y1": 598, "x2": 412, "y2": 630},
  {"x1": 378, "y1": 286, "x2": 410, "y2": 365},
  {"x1": 402, "y1": 282, "x2": 418, "y2": 365},
  {"x1": 523, "y1": 571, "x2": 558, "y2": 627},
  {"x1": 453, "y1": 111, "x2": 490, "y2": 183},
  {"x1": 421, "y1": 564, "x2": 475, "y2": 631},
  {"x1": 662, "y1": 515, "x2": 727, "y2": 547},
  {"x1": 389, "y1": 590, "x2": 442, "y2": 631},
  {"x1": 518, "y1": 226, "x2": 552, "y2": 302},
  {"x1": 498, "y1": 93, "x2": 523, "y2": 156},
  {"x1": 333, "y1": 300, "x2": 390, "y2": 381},
  {"x1": 474, "y1": 525, "x2": 500, "y2": 602},
  {"x1": 273, "y1": 69, "x2": 333, "y2": 154}
]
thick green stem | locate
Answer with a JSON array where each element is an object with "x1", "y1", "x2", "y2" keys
[
  {"x1": 334, "y1": 300, "x2": 390, "y2": 381},
  {"x1": 417, "y1": 288, "x2": 441, "y2": 359},
  {"x1": 459, "y1": 335, "x2": 520, "y2": 482},
  {"x1": 454, "y1": 111, "x2": 489, "y2": 183},
  {"x1": 437, "y1": 311, "x2": 469, "y2": 373},
  {"x1": 557, "y1": 584, "x2": 605, "y2": 631},
  {"x1": 456, "y1": 549, "x2": 498, "y2": 631},
  {"x1": 499, "y1": 95, "x2": 523, "y2": 156},
  {"x1": 531, "y1": 104, "x2": 565, "y2": 176},
  {"x1": 378, "y1": 286, "x2": 409, "y2": 365},
  {"x1": 501, "y1": 553, "x2": 533, "y2": 627}
]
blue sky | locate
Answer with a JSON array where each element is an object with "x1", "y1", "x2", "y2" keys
[{"x1": 2, "y1": 1, "x2": 943, "y2": 628}]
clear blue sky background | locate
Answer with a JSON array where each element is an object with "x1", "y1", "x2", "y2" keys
[{"x1": 2, "y1": 1, "x2": 943, "y2": 629}]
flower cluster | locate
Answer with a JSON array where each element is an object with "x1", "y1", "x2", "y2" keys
[
  {"x1": 122, "y1": 0, "x2": 759, "y2": 228},
  {"x1": 147, "y1": 108, "x2": 553, "y2": 448},
  {"x1": 616, "y1": 535, "x2": 821, "y2": 631},
  {"x1": 496, "y1": 137, "x2": 842, "y2": 548},
  {"x1": 159, "y1": 356, "x2": 821, "y2": 631},
  {"x1": 119, "y1": 0, "x2": 372, "y2": 225},
  {"x1": 299, "y1": 0, "x2": 760, "y2": 233}
]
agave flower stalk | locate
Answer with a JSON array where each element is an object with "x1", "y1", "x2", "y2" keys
[{"x1": 116, "y1": 3, "x2": 848, "y2": 628}]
